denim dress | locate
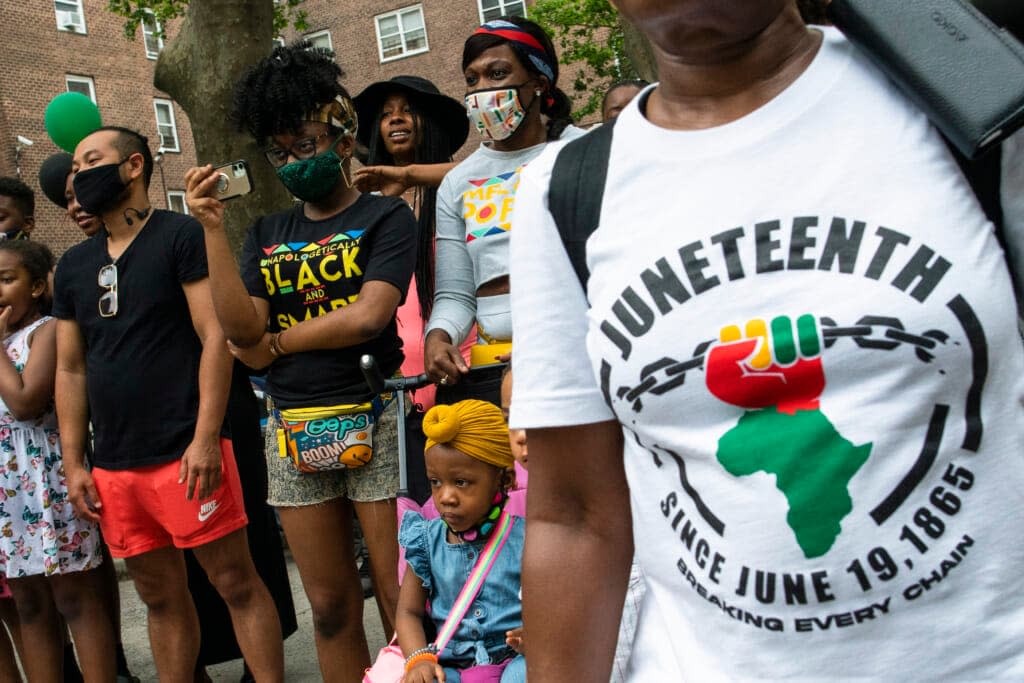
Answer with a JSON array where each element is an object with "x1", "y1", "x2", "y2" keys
[{"x1": 399, "y1": 510, "x2": 526, "y2": 673}]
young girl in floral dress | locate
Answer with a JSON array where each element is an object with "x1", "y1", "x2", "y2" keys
[{"x1": 0, "y1": 240, "x2": 116, "y2": 681}]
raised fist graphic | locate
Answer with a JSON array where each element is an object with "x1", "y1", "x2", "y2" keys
[{"x1": 706, "y1": 314, "x2": 825, "y2": 414}]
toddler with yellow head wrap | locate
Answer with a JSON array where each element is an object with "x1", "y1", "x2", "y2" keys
[{"x1": 396, "y1": 400, "x2": 526, "y2": 683}]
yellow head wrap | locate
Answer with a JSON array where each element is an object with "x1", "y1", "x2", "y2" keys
[
  {"x1": 305, "y1": 94, "x2": 358, "y2": 140},
  {"x1": 423, "y1": 400, "x2": 513, "y2": 469}
]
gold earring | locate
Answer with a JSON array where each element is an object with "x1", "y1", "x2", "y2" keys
[{"x1": 340, "y1": 159, "x2": 353, "y2": 189}]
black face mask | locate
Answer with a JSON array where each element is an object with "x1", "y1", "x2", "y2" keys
[{"x1": 73, "y1": 159, "x2": 130, "y2": 216}]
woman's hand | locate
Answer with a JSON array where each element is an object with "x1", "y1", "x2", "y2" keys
[
  {"x1": 354, "y1": 165, "x2": 411, "y2": 197},
  {"x1": 402, "y1": 659, "x2": 445, "y2": 683},
  {"x1": 227, "y1": 333, "x2": 275, "y2": 371},
  {"x1": 184, "y1": 165, "x2": 227, "y2": 230},
  {"x1": 424, "y1": 329, "x2": 469, "y2": 385},
  {"x1": 506, "y1": 627, "x2": 525, "y2": 654}
]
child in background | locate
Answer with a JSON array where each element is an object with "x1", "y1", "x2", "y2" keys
[
  {"x1": 499, "y1": 368, "x2": 527, "y2": 471},
  {"x1": 600, "y1": 80, "x2": 650, "y2": 124},
  {"x1": 397, "y1": 400, "x2": 526, "y2": 683},
  {"x1": 0, "y1": 178, "x2": 34, "y2": 241},
  {"x1": 0, "y1": 240, "x2": 117, "y2": 681}
]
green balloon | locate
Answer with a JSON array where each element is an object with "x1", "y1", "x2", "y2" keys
[{"x1": 45, "y1": 92, "x2": 102, "y2": 153}]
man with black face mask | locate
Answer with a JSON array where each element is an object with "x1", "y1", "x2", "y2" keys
[{"x1": 52, "y1": 126, "x2": 285, "y2": 681}]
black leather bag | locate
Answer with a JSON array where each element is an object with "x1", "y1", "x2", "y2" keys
[{"x1": 828, "y1": 0, "x2": 1024, "y2": 159}]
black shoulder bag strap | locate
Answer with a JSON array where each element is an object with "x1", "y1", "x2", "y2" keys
[
  {"x1": 950, "y1": 142, "x2": 1005, "y2": 246},
  {"x1": 548, "y1": 119, "x2": 617, "y2": 292},
  {"x1": 548, "y1": 118, "x2": 1006, "y2": 292}
]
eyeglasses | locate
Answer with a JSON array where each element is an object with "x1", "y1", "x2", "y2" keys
[
  {"x1": 263, "y1": 132, "x2": 333, "y2": 168},
  {"x1": 98, "y1": 264, "x2": 117, "y2": 318}
]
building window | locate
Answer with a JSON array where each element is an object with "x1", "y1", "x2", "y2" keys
[
  {"x1": 167, "y1": 191, "x2": 189, "y2": 214},
  {"x1": 142, "y1": 11, "x2": 164, "y2": 59},
  {"x1": 374, "y1": 5, "x2": 428, "y2": 63},
  {"x1": 478, "y1": 0, "x2": 526, "y2": 23},
  {"x1": 54, "y1": 0, "x2": 86, "y2": 34},
  {"x1": 153, "y1": 99, "x2": 180, "y2": 152},
  {"x1": 65, "y1": 75, "x2": 96, "y2": 104},
  {"x1": 305, "y1": 29, "x2": 332, "y2": 52}
]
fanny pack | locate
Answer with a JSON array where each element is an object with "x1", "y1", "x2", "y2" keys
[
  {"x1": 470, "y1": 326, "x2": 512, "y2": 368},
  {"x1": 276, "y1": 394, "x2": 392, "y2": 473}
]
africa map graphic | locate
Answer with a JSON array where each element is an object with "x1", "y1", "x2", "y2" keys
[{"x1": 708, "y1": 315, "x2": 872, "y2": 559}]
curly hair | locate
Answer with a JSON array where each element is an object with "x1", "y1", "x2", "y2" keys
[
  {"x1": 462, "y1": 17, "x2": 574, "y2": 141},
  {"x1": 232, "y1": 40, "x2": 350, "y2": 141},
  {"x1": 0, "y1": 177, "x2": 34, "y2": 219}
]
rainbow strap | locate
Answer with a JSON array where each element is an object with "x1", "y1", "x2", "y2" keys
[{"x1": 432, "y1": 510, "x2": 515, "y2": 655}]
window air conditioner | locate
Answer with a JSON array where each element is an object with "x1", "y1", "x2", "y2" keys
[{"x1": 57, "y1": 10, "x2": 82, "y2": 31}]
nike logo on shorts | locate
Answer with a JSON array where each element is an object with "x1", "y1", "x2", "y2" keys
[{"x1": 198, "y1": 500, "x2": 220, "y2": 522}]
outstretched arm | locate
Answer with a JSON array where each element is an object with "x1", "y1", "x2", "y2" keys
[
  {"x1": 523, "y1": 421, "x2": 632, "y2": 682},
  {"x1": 354, "y1": 162, "x2": 458, "y2": 195}
]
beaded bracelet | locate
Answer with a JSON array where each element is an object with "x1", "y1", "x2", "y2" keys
[{"x1": 404, "y1": 649, "x2": 438, "y2": 672}]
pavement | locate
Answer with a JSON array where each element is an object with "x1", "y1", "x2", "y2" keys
[{"x1": 117, "y1": 553, "x2": 388, "y2": 682}]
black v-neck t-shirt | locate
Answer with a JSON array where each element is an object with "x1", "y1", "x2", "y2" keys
[
  {"x1": 53, "y1": 210, "x2": 208, "y2": 470},
  {"x1": 239, "y1": 193, "x2": 417, "y2": 409}
]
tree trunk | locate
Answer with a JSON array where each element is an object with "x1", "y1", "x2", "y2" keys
[
  {"x1": 621, "y1": 18, "x2": 658, "y2": 83},
  {"x1": 153, "y1": 0, "x2": 292, "y2": 252}
]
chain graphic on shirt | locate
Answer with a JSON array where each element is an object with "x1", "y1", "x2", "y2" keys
[{"x1": 613, "y1": 315, "x2": 949, "y2": 413}]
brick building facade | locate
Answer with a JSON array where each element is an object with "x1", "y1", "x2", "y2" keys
[
  {"x1": 0, "y1": 0, "x2": 591, "y2": 254},
  {"x1": 0, "y1": 0, "x2": 196, "y2": 252}
]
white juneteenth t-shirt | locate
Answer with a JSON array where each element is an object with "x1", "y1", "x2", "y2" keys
[{"x1": 510, "y1": 27, "x2": 1024, "y2": 681}]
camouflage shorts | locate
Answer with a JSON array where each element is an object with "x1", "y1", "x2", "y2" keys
[{"x1": 265, "y1": 399, "x2": 399, "y2": 507}]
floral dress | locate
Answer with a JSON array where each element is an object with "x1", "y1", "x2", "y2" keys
[{"x1": 0, "y1": 317, "x2": 101, "y2": 577}]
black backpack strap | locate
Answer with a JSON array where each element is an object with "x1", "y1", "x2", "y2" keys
[
  {"x1": 948, "y1": 141, "x2": 1005, "y2": 246},
  {"x1": 548, "y1": 119, "x2": 617, "y2": 291}
]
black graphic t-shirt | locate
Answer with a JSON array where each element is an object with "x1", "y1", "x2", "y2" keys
[
  {"x1": 240, "y1": 193, "x2": 416, "y2": 408},
  {"x1": 52, "y1": 210, "x2": 209, "y2": 470}
]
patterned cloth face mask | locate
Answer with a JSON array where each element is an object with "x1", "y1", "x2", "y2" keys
[{"x1": 464, "y1": 85, "x2": 532, "y2": 141}]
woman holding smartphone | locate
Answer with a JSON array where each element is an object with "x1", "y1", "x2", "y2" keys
[{"x1": 184, "y1": 42, "x2": 416, "y2": 681}]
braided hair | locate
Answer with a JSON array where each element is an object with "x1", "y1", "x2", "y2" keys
[
  {"x1": 462, "y1": 17, "x2": 574, "y2": 142},
  {"x1": 366, "y1": 97, "x2": 453, "y2": 319},
  {"x1": 232, "y1": 40, "x2": 350, "y2": 141}
]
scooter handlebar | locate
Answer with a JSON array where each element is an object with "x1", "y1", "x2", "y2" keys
[{"x1": 360, "y1": 354, "x2": 432, "y2": 393}]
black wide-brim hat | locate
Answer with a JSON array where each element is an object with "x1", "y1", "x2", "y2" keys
[
  {"x1": 354, "y1": 75, "x2": 469, "y2": 157},
  {"x1": 38, "y1": 152, "x2": 73, "y2": 208}
]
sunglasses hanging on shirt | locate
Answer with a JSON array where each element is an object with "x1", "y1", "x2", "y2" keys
[{"x1": 98, "y1": 264, "x2": 118, "y2": 318}]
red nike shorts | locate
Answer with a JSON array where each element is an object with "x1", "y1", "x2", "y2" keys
[{"x1": 92, "y1": 438, "x2": 249, "y2": 559}]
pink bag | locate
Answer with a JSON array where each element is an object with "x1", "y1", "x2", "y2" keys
[
  {"x1": 363, "y1": 641, "x2": 405, "y2": 683},
  {"x1": 457, "y1": 662, "x2": 509, "y2": 682}
]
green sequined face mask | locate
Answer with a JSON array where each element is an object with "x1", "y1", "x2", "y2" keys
[{"x1": 275, "y1": 147, "x2": 344, "y2": 202}]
